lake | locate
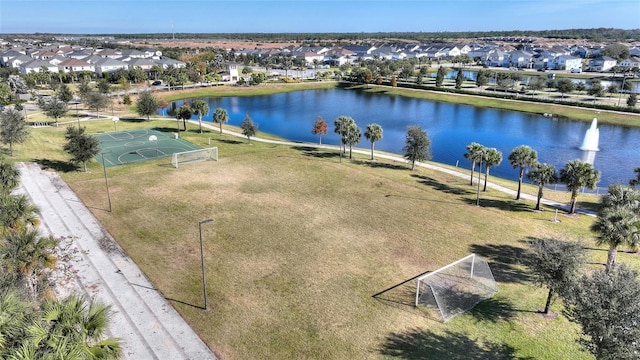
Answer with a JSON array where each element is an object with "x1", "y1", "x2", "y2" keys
[{"x1": 164, "y1": 88, "x2": 640, "y2": 188}]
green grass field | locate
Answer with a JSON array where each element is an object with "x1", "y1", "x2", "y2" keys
[{"x1": 9, "y1": 115, "x2": 638, "y2": 360}]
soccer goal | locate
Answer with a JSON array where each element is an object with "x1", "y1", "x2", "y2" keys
[
  {"x1": 415, "y1": 254, "x2": 497, "y2": 322},
  {"x1": 171, "y1": 147, "x2": 218, "y2": 168}
]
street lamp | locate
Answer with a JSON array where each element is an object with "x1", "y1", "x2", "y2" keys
[
  {"x1": 113, "y1": 117, "x2": 119, "y2": 132},
  {"x1": 198, "y1": 218, "x2": 214, "y2": 310}
]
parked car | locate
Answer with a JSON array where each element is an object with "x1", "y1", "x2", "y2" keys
[
  {"x1": 151, "y1": 80, "x2": 162, "y2": 86},
  {"x1": 571, "y1": 68, "x2": 582, "y2": 73}
]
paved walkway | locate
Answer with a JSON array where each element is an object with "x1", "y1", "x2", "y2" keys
[{"x1": 17, "y1": 162, "x2": 216, "y2": 360}]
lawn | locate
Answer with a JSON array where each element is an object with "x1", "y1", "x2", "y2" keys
[{"x1": 11, "y1": 117, "x2": 639, "y2": 360}]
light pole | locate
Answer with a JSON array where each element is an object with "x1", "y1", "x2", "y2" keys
[
  {"x1": 198, "y1": 219, "x2": 213, "y2": 310},
  {"x1": 100, "y1": 153, "x2": 112, "y2": 212},
  {"x1": 113, "y1": 117, "x2": 119, "y2": 132}
]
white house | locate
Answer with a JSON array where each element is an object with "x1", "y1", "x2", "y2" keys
[
  {"x1": 93, "y1": 58, "x2": 129, "y2": 74},
  {"x1": 589, "y1": 56, "x2": 617, "y2": 72},
  {"x1": 619, "y1": 57, "x2": 640, "y2": 70},
  {"x1": 555, "y1": 55, "x2": 583, "y2": 71},
  {"x1": 19, "y1": 59, "x2": 59, "y2": 74},
  {"x1": 58, "y1": 58, "x2": 95, "y2": 73}
]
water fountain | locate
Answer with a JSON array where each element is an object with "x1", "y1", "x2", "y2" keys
[{"x1": 580, "y1": 118, "x2": 600, "y2": 151}]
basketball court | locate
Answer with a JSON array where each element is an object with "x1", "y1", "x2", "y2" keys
[{"x1": 95, "y1": 129, "x2": 201, "y2": 167}]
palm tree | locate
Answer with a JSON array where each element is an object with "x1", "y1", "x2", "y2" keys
[
  {"x1": 559, "y1": 159, "x2": 601, "y2": 214},
  {"x1": 191, "y1": 100, "x2": 210, "y2": 134},
  {"x1": 0, "y1": 193, "x2": 40, "y2": 234},
  {"x1": 482, "y1": 147, "x2": 502, "y2": 192},
  {"x1": 0, "y1": 288, "x2": 31, "y2": 356},
  {"x1": 334, "y1": 116, "x2": 353, "y2": 157},
  {"x1": 527, "y1": 162, "x2": 558, "y2": 211},
  {"x1": 0, "y1": 158, "x2": 20, "y2": 194},
  {"x1": 0, "y1": 229, "x2": 57, "y2": 299},
  {"x1": 175, "y1": 106, "x2": 192, "y2": 131},
  {"x1": 591, "y1": 184, "x2": 640, "y2": 271},
  {"x1": 15, "y1": 295, "x2": 121, "y2": 359},
  {"x1": 213, "y1": 107, "x2": 229, "y2": 135},
  {"x1": 508, "y1": 145, "x2": 538, "y2": 200},
  {"x1": 364, "y1": 123, "x2": 383, "y2": 160},
  {"x1": 464, "y1": 142, "x2": 485, "y2": 186}
]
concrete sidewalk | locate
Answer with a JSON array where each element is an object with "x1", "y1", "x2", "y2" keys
[{"x1": 17, "y1": 162, "x2": 216, "y2": 360}]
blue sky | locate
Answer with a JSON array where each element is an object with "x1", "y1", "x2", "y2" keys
[{"x1": 1, "y1": 0, "x2": 639, "y2": 34}]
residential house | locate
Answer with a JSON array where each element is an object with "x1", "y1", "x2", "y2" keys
[
  {"x1": 555, "y1": 55, "x2": 583, "y2": 71},
  {"x1": 508, "y1": 50, "x2": 534, "y2": 68},
  {"x1": 324, "y1": 48, "x2": 356, "y2": 66},
  {"x1": 58, "y1": 58, "x2": 95, "y2": 73},
  {"x1": 619, "y1": 57, "x2": 640, "y2": 70},
  {"x1": 93, "y1": 58, "x2": 129, "y2": 74},
  {"x1": 0, "y1": 49, "x2": 25, "y2": 67},
  {"x1": 486, "y1": 49, "x2": 510, "y2": 67},
  {"x1": 589, "y1": 56, "x2": 617, "y2": 72},
  {"x1": 124, "y1": 57, "x2": 155, "y2": 71},
  {"x1": 19, "y1": 59, "x2": 59, "y2": 74},
  {"x1": 154, "y1": 57, "x2": 186, "y2": 69}
]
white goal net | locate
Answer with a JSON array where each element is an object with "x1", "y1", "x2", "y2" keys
[
  {"x1": 171, "y1": 147, "x2": 218, "y2": 168},
  {"x1": 415, "y1": 254, "x2": 497, "y2": 322}
]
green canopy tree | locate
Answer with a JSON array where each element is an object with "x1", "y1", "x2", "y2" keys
[
  {"x1": 482, "y1": 147, "x2": 502, "y2": 192},
  {"x1": 559, "y1": 159, "x2": 601, "y2": 214},
  {"x1": 590, "y1": 184, "x2": 640, "y2": 271},
  {"x1": 213, "y1": 107, "x2": 229, "y2": 135},
  {"x1": 63, "y1": 126, "x2": 100, "y2": 172},
  {"x1": 191, "y1": 100, "x2": 210, "y2": 134},
  {"x1": 435, "y1": 66, "x2": 447, "y2": 87},
  {"x1": 526, "y1": 238, "x2": 584, "y2": 314},
  {"x1": 527, "y1": 162, "x2": 559, "y2": 211},
  {"x1": 464, "y1": 142, "x2": 485, "y2": 186},
  {"x1": 508, "y1": 145, "x2": 538, "y2": 200},
  {"x1": 0, "y1": 109, "x2": 30, "y2": 156},
  {"x1": 555, "y1": 78, "x2": 575, "y2": 99},
  {"x1": 455, "y1": 68, "x2": 464, "y2": 89},
  {"x1": 37, "y1": 95, "x2": 68, "y2": 127},
  {"x1": 311, "y1": 115, "x2": 328, "y2": 145},
  {"x1": 364, "y1": 123, "x2": 383, "y2": 160},
  {"x1": 57, "y1": 83, "x2": 74, "y2": 104},
  {"x1": 402, "y1": 126, "x2": 431, "y2": 171},
  {"x1": 86, "y1": 92, "x2": 109, "y2": 119},
  {"x1": 562, "y1": 265, "x2": 640, "y2": 359},
  {"x1": 136, "y1": 90, "x2": 159, "y2": 121},
  {"x1": 240, "y1": 113, "x2": 258, "y2": 144}
]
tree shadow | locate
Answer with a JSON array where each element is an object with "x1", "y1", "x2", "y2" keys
[
  {"x1": 152, "y1": 126, "x2": 180, "y2": 133},
  {"x1": 34, "y1": 158, "x2": 78, "y2": 172},
  {"x1": 217, "y1": 138, "x2": 243, "y2": 145},
  {"x1": 462, "y1": 197, "x2": 532, "y2": 212},
  {"x1": 379, "y1": 328, "x2": 533, "y2": 360},
  {"x1": 468, "y1": 243, "x2": 531, "y2": 284},
  {"x1": 411, "y1": 174, "x2": 473, "y2": 196},
  {"x1": 352, "y1": 159, "x2": 408, "y2": 171},
  {"x1": 119, "y1": 117, "x2": 146, "y2": 123},
  {"x1": 291, "y1": 146, "x2": 340, "y2": 159},
  {"x1": 469, "y1": 297, "x2": 528, "y2": 323}
]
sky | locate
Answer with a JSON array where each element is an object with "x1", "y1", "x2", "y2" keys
[{"x1": 1, "y1": 0, "x2": 639, "y2": 34}]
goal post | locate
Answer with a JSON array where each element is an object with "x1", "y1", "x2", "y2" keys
[
  {"x1": 415, "y1": 254, "x2": 497, "y2": 322},
  {"x1": 171, "y1": 147, "x2": 218, "y2": 168}
]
